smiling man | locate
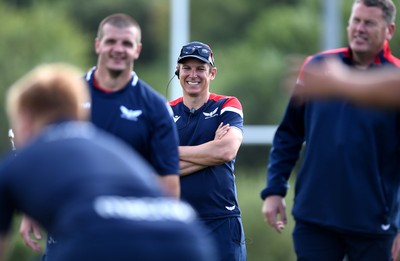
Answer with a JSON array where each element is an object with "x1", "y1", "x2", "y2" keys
[
  {"x1": 87, "y1": 14, "x2": 180, "y2": 198},
  {"x1": 19, "y1": 13, "x2": 181, "y2": 261},
  {"x1": 169, "y1": 41, "x2": 246, "y2": 261},
  {"x1": 261, "y1": 1, "x2": 400, "y2": 260}
]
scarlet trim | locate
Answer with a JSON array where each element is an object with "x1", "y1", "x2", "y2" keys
[
  {"x1": 382, "y1": 41, "x2": 400, "y2": 67},
  {"x1": 298, "y1": 43, "x2": 400, "y2": 81},
  {"x1": 318, "y1": 47, "x2": 351, "y2": 58},
  {"x1": 93, "y1": 76, "x2": 113, "y2": 94},
  {"x1": 169, "y1": 97, "x2": 183, "y2": 106},
  {"x1": 298, "y1": 47, "x2": 350, "y2": 82}
]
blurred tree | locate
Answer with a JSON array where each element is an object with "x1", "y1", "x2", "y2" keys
[
  {"x1": 248, "y1": 5, "x2": 320, "y2": 54},
  {"x1": 190, "y1": 0, "x2": 302, "y2": 44},
  {"x1": 0, "y1": 2, "x2": 91, "y2": 155},
  {"x1": 47, "y1": 0, "x2": 169, "y2": 66},
  {"x1": 40, "y1": 0, "x2": 171, "y2": 92},
  {"x1": 212, "y1": 43, "x2": 289, "y2": 125},
  {"x1": 207, "y1": 3, "x2": 321, "y2": 125},
  {"x1": 1, "y1": 0, "x2": 34, "y2": 8}
]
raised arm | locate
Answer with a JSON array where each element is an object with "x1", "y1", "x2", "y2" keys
[{"x1": 293, "y1": 57, "x2": 400, "y2": 107}]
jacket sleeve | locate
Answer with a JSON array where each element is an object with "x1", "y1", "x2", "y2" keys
[{"x1": 260, "y1": 98, "x2": 306, "y2": 199}]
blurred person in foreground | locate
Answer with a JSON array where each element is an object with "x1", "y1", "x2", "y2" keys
[
  {"x1": 20, "y1": 13, "x2": 181, "y2": 259},
  {"x1": 260, "y1": 0, "x2": 400, "y2": 260},
  {"x1": 169, "y1": 41, "x2": 246, "y2": 261},
  {"x1": 0, "y1": 63, "x2": 215, "y2": 261}
]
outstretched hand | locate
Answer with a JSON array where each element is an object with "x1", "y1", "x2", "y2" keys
[
  {"x1": 294, "y1": 57, "x2": 350, "y2": 98},
  {"x1": 284, "y1": 56, "x2": 351, "y2": 102}
]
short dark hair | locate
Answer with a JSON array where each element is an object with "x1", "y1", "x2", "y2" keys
[
  {"x1": 354, "y1": 0, "x2": 396, "y2": 24},
  {"x1": 97, "y1": 13, "x2": 141, "y2": 42}
]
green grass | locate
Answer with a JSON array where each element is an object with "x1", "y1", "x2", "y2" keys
[{"x1": 236, "y1": 172, "x2": 296, "y2": 261}]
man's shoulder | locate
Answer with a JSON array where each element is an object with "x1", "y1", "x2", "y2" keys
[
  {"x1": 309, "y1": 47, "x2": 349, "y2": 62},
  {"x1": 133, "y1": 78, "x2": 167, "y2": 102},
  {"x1": 209, "y1": 93, "x2": 243, "y2": 112},
  {"x1": 169, "y1": 97, "x2": 183, "y2": 107}
]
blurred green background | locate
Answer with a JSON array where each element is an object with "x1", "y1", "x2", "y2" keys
[{"x1": 2, "y1": 0, "x2": 399, "y2": 260}]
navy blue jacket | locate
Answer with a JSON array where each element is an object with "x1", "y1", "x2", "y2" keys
[
  {"x1": 85, "y1": 67, "x2": 179, "y2": 176},
  {"x1": 0, "y1": 122, "x2": 215, "y2": 261},
  {"x1": 261, "y1": 43, "x2": 400, "y2": 235}
]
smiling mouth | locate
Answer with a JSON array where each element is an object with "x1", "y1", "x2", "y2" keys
[
  {"x1": 353, "y1": 35, "x2": 368, "y2": 42},
  {"x1": 187, "y1": 81, "x2": 200, "y2": 85},
  {"x1": 111, "y1": 57, "x2": 125, "y2": 63}
]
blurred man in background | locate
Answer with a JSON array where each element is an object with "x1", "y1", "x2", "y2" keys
[{"x1": 261, "y1": 0, "x2": 400, "y2": 260}]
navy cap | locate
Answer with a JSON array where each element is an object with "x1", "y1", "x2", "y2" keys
[{"x1": 177, "y1": 41, "x2": 215, "y2": 67}]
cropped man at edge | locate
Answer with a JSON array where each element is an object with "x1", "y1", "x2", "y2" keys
[
  {"x1": 169, "y1": 41, "x2": 247, "y2": 261},
  {"x1": 261, "y1": 0, "x2": 400, "y2": 260}
]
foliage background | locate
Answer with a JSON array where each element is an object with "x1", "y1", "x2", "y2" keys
[{"x1": 1, "y1": 0, "x2": 399, "y2": 260}]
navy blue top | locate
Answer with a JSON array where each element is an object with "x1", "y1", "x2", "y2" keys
[
  {"x1": 0, "y1": 122, "x2": 215, "y2": 261},
  {"x1": 170, "y1": 93, "x2": 244, "y2": 219},
  {"x1": 261, "y1": 44, "x2": 400, "y2": 235},
  {"x1": 85, "y1": 67, "x2": 179, "y2": 176}
]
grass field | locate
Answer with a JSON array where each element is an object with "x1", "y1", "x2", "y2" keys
[{"x1": 236, "y1": 171, "x2": 296, "y2": 261}]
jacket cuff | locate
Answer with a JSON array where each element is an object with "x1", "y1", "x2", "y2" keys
[{"x1": 260, "y1": 187, "x2": 287, "y2": 200}]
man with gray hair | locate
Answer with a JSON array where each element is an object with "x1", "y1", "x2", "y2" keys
[{"x1": 261, "y1": 0, "x2": 400, "y2": 260}]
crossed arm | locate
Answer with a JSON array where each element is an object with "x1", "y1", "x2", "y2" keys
[{"x1": 179, "y1": 123, "x2": 242, "y2": 176}]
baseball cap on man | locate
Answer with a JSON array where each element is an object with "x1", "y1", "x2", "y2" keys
[{"x1": 177, "y1": 41, "x2": 215, "y2": 67}]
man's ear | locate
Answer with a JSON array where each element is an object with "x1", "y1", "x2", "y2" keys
[
  {"x1": 210, "y1": 67, "x2": 217, "y2": 80},
  {"x1": 386, "y1": 23, "x2": 395, "y2": 41},
  {"x1": 175, "y1": 65, "x2": 180, "y2": 79},
  {"x1": 133, "y1": 42, "x2": 142, "y2": 60},
  {"x1": 94, "y1": 38, "x2": 100, "y2": 54}
]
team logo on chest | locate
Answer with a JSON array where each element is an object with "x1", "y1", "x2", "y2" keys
[
  {"x1": 120, "y1": 105, "x2": 142, "y2": 121},
  {"x1": 203, "y1": 107, "x2": 219, "y2": 119},
  {"x1": 173, "y1": 115, "x2": 181, "y2": 123}
]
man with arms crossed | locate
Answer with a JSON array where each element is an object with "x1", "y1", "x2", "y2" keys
[{"x1": 170, "y1": 41, "x2": 246, "y2": 261}]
